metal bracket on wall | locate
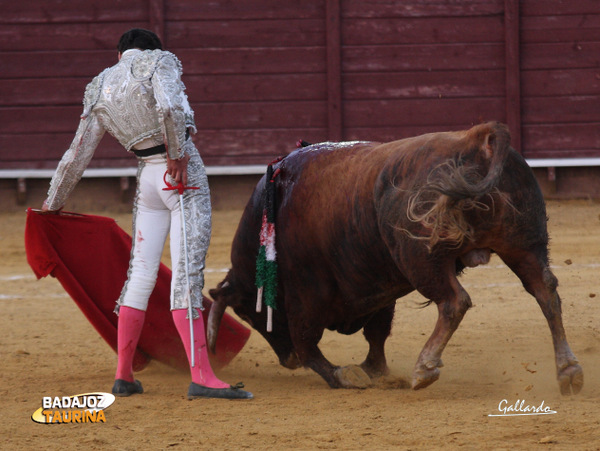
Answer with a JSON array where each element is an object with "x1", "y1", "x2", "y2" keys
[
  {"x1": 17, "y1": 178, "x2": 26, "y2": 205},
  {"x1": 547, "y1": 167, "x2": 557, "y2": 194},
  {"x1": 120, "y1": 176, "x2": 130, "y2": 203}
]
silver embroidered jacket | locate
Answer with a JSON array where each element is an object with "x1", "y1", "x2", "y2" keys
[{"x1": 46, "y1": 49, "x2": 197, "y2": 210}]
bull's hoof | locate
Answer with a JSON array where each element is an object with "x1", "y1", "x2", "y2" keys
[
  {"x1": 558, "y1": 363, "x2": 583, "y2": 395},
  {"x1": 412, "y1": 359, "x2": 443, "y2": 390},
  {"x1": 412, "y1": 368, "x2": 440, "y2": 390},
  {"x1": 334, "y1": 365, "x2": 371, "y2": 389},
  {"x1": 281, "y1": 352, "x2": 302, "y2": 370}
]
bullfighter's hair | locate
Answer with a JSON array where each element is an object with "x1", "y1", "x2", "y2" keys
[
  {"x1": 404, "y1": 122, "x2": 514, "y2": 250},
  {"x1": 117, "y1": 28, "x2": 163, "y2": 53}
]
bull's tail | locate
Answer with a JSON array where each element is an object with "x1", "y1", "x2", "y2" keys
[{"x1": 406, "y1": 122, "x2": 513, "y2": 250}]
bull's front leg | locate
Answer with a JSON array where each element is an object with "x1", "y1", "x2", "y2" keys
[
  {"x1": 360, "y1": 304, "x2": 394, "y2": 378},
  {"x1": 412, "y1": 286, "x2": 472, "y2": 390},
  {"x1": 289, "y1": 319, "x2": 371, "y2": 389}
]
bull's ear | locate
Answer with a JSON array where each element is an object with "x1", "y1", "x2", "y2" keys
[
  {"x1": 482, "y1": 131, "x2": 496, "y2": 160},
  {"x1": 208, "y1": 279, "x2": 231, "y2": 301},
  {"x1": 481, "y1": 122, "x2": 511, "y2": 160}
]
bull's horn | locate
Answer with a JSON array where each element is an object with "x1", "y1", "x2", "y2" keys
[{"x1": 207, "y1": 297, "x2": 227, "y2": 354}]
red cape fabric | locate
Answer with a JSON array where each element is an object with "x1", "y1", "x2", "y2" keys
[{"x1": 24, "y1": 208, "x2": 249, "y2": 372}]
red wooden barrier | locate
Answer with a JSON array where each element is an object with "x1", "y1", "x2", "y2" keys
[{"x1": 1, "y1": 0, "x2": 599, "y2": 172}]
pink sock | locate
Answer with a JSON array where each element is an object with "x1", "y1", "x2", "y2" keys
[
  {"x1": 115, "y1": 306, "x2": 146, "y2": 383},
  {"x1": 172, "y1": 309, "x2": 229, "y2": 389}
]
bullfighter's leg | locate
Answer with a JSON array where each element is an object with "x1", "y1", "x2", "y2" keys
[
  {"x1": 500, "y1": 251, "x2": 583, "y2": 395},
  {"x1": 412, "y1": 276, "x2": 472, "y2": 390},
  {"x1": 360, "y1": 304, "x2": 394, "y2": 378}
]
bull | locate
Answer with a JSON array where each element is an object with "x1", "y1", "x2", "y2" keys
[{"x1": 208, "y1": 122, "x2": 583, "y2": 395}]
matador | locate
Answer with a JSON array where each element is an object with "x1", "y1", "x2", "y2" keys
[{"x1": 43, "y1": 28, "x2": 252, "y2": 400}]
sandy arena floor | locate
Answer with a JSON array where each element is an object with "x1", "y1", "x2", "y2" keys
[{"x1": 1, "y1": 200, "x2": 599, "y2": 450}]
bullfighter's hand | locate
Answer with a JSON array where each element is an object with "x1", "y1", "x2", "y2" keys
[
  {"x1": 167, "y1": 153, "x2": 190, "y2": 186},
  {"x1": 40, "y1": 199, "x2": 62, "y2": 214}
]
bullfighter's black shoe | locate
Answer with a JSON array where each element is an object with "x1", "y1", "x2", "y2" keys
[
  {"x1": 112, "y1": 379, "x2": 144, "y2": 397},
  {"x1": 187, "y1": 382, "x2": 253, "y2": 400}
]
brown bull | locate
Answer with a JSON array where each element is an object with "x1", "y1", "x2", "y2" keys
[{"x1": 208, "y1": 122, "x2": 583, "y2": 394}]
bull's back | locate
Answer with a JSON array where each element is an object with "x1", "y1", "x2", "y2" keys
[{"x1": 230, "y1": 132, "x2": 472, "y2": 276}]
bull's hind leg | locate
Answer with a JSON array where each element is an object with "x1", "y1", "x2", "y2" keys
[
  {"x1": 501, "y1": 251, "x2": 583, "y2": 395},
  {"x1": 411, "y1": 276, "x2": 472, "y2": 390}
]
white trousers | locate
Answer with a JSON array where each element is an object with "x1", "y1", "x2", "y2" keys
[{"x1": 117, "y1": 150, "x2": 211, "y2": 313}]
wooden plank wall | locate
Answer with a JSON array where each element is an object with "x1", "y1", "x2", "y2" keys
[
  {"x1": 339, "y1": 0, "x2": 507, "y2": 143},
  {"x1": 0, "y1": 0, "x2": 149, "y2": 169},
  {"x1": 1, "y1": 0, "x2": 599, "y2": 171},
  {"x1": 520, "y1": 1, "x2": 600, "y2": 158},
  {"x1": 0, "y1": 0, "x2": 330, "y2": 169},
  {"x1": 169, "y1": 1, "x2": 330, "y2": 165}
]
